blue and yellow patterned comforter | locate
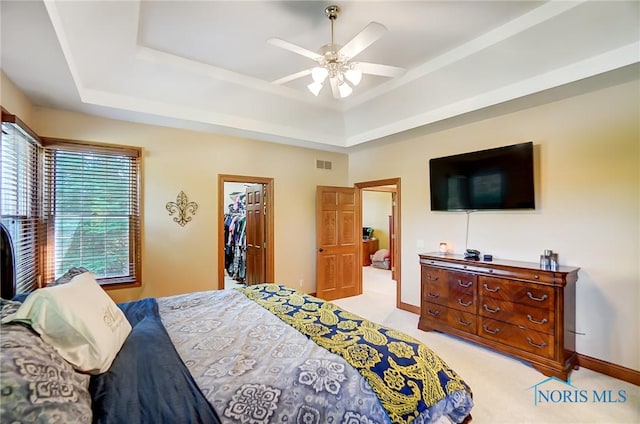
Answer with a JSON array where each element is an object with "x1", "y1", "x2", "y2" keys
[{"x1": 158, "y1": 284, "x2": 473, "y2": 424}]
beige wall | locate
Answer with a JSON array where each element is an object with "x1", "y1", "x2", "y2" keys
[
  {"x1": 362, "y1": 191, "x2": 392, "y2": 250},
  {"x1": 31, "y1": 108, "x2": 348, "y2": 301},
  {"x1": 349, "y1": 77, "x2": 640, "y2": 371},
  {"x1": 1, "y1": 71, "x2": 35, "y2": 125}
]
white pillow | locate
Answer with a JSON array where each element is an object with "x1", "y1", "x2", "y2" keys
[{"x1": 1, "y1": 272, "x2": 131, "y2": 374}]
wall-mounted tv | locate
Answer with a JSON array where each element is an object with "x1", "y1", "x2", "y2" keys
[{"x1": 429, "y1": 141, "x2": 535, "y2": 211}]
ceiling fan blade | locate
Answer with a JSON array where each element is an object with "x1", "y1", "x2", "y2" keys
[
  {"x1": 330, "y1": 78, "x2": 341, "y2": 99},
  {"x1": 268, "y1": 38, "x2": 323, "y2": 61},
  {"x1": 272, "y1": 69, "x2": 313, "y2": 85},
  {"x1": 356, "y1": 62, "x2": 406, "y2": 78},
  {"x1": 339, "y1": 22, "x2": 387, "y2": 60}
]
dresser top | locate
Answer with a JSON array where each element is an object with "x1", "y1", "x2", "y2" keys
[{"x1": 419, "y1": 252, "x2": 580, "y2": 275}]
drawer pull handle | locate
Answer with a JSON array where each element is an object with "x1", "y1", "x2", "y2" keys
[
  {"x1": 482, "y1": 324, "x2": 500, "y2": 334},
  {"x1": 426, "y1": 274, "x2": 439, "y2": 281},
  {"x1": 526, "y1": 291, "x2": 548, "y2": 302},
  {"x1": 428, "y1": 309, "x2": 440, "y2": 317},
  {"x1": 457, "y1": 318, "x2": 472, "y2": 326},
  {"x1": 483, "y1": 283, "x2": 500, "y2": 293},
  {"x1": 533, "y1": 275, "x2": 540, "y2": 280},
  {"x1": 526, "y1": 337, "x2": 547, "y2": 349},
  {"x1": 427, "y1": 292, "x2": 440, "y2": 298},
  {"x1": 527, "y1": 314, "x2": 548, "y2": 325},
  {"x1": 483, "y1": 304, "x2": 501, "y2": 314},
  {"x1": 458, "y1": 279, "x2": 472, "y2": 288},
  {"x1": 458, "y1": 298, "x2": 473, "y2": 307}
]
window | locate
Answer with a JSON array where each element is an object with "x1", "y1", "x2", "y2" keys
[
  {"x1": 43, "y1": 139, "x2": 141, "y2": 288},
  {"x1": 1, "y1": 110, "x2": 142, "y2": 294},
  {"x1": 1, "y1": 114, "x2": 44, "y2": 294}
]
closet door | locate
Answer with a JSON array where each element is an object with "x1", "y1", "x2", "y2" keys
[{"x1": 245, "y1": 184, "x2": 266, "y2": 285}]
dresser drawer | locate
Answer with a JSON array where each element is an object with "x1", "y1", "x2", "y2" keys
[
  {"x1": 421, "y1": 302, "x2": 476, "y2": 335},
  {"x1": 447, "y1": 309, "x2": 476, "y2": 334},
  {"x1": 422, "y1": 266, "x2": 445, "y2": 284},
  {"x1": 447, "y1": 290, "x2": 476, "y2": 313},
  {"x1": 479, "y1": 297, "x2": 555, "y2": 335},
  {"x1": 422, "y1": 266, "x2": 449, "y2": 306},
  {"x1": 479, "y1": 317, "x2": 554, "y2": 359},
  {"x1": 479, "y1": 276, "x2": 555, "y2": 310},
  {"x1": 446, "y1": 271, "x2": 476, "y2": 313},
  {"x1": 445, "y1": 271, "x2": 476, "y2": 293},
  {"x1": 422, "y1": 301, "x2": 449, "y2": 325},
  {"x1": 423, "y1": 280, "x2": 448, "y2": 306}
]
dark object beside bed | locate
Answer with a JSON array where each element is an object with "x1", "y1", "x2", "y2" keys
[{"x1": 1, "y1": 223, "x2": 16, "y2": 300}]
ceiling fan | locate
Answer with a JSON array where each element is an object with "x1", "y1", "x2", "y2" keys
[{"x1": 268, "y1": 5, "x2": 405, "y2": 99}]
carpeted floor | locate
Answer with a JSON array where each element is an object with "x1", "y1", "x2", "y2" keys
[{"x1": 332, "y1": 266, "x2": 639, "y2": 424}]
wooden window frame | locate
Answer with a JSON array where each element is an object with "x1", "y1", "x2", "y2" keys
[
  {"x1": 41, "y1": 137, "x2": 142, "y2": 289},
  {"x1": 1, "y1": 109, "x2": 45, "y2": 294}
]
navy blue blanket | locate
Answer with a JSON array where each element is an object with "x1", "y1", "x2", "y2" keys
[{"x1": 89, "y1": 298, "x2": 221, "y2": 424}]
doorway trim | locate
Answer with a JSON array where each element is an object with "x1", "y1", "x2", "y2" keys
[
  {"x1": 217, "y1": 174, "x2": 275, "y2": 289},
  {"x1": 355, "y1": 178, "x2": 417, "y2": 314}
]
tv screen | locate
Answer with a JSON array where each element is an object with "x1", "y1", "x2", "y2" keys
[{"x1": 429, "y1": 142, "x2": 535, "y2": 211}]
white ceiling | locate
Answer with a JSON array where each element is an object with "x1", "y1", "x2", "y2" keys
[{"x1": 1, "y1": 1, "x2": 638, "y2": 152}]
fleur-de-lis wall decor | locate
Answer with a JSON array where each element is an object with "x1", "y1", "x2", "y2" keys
[{"x1": 166, "y1": 191, "x2": 198, "y2": 226}]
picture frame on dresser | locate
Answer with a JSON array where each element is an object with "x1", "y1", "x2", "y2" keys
[{"x1": 418, "y1": 252, "x2": 580, "y2": 381}]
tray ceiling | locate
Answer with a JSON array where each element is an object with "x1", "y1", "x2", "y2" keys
[{"x1": 1, "y1": 1, "x2": 638, "y2": 152}]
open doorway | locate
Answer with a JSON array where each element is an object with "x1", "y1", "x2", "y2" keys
[
  {"x1": 355, "y1": 178, "x2": 405, "y2": 310},
  {"x1": 217, "y1": 175, "x2": 274, "y2": 290}
]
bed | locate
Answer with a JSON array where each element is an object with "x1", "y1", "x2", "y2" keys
[{"x1": 0, "y1": 228, "x2": 473, "y2": 424}]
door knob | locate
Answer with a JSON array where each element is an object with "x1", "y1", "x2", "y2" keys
[{"x1": 318, "y1": 248, "x2": 324, "y2": 252}]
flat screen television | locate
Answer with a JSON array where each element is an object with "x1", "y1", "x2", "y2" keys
[{"x1": 429, "y1": 141, "x2": 535, "y2": 211}]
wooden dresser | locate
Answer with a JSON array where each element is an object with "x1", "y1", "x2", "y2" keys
[
  {"x1": 418, "y1": 253, "x2": 579, "y2": 380},
  {"x1": 362, "y1": 238, "x2": 379, "y2": 266}
]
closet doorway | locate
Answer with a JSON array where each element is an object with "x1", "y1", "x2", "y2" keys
[
  {"x1": 217, "y1": 175, "x2": 274, "y2": 289},
  {"x1": 356, "y1": 178, "x2": 407, "y2": 311}
]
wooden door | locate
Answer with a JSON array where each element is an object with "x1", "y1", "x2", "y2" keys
[
  {"x1": 389, "y1": 214, "x2": 395, "y2": 280},
  {"x1": 316, "y1": 186, "x2": 361, "y2": 300},
  {"x1": 390, "y1": 191, "x2": 397, "y2": 281},
  {"x1": 245, "y1": 184, "x2": 266, "y2": 285}
]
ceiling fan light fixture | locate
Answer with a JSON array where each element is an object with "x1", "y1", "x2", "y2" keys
[
  {"x1": 307, "y1": 80, "x2": 324, "y2": 96},
  {"x1": 270, "y1": 4, "x2": 404, "y2": 100},
  {"x1": 345, "y1": 67, "x2": 362, "y2": 86},
  {"x1": 338, "y1": 81, "x2": 353, "y2": 98},
  {"x1": 311, "y1": 67, "x2": 329, "y2": 83}
]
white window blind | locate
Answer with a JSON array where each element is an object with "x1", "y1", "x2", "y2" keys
[
  {"x1": 1, "y1": 116, "x2": 44, "y2": 294},
  {"x1": 43, "y1": 140, "x2": 141, "y2": 287}
]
